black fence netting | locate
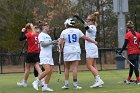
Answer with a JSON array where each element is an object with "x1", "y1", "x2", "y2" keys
[{"x1": 0, "y1": 48, "x2": 130, "y2": 74}]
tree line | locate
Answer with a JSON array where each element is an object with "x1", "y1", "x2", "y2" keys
[{"x1": 0, "y1": 0, "x2": 139, "y2": 53}]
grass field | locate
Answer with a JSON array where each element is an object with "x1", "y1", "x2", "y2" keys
[{"x1": 0, "y1": 70, "x2": 140, "y2": 93}]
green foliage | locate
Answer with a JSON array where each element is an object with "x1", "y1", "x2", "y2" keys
[{"x1": 0, "y1": 0, "x2": 140, "y2": 52}]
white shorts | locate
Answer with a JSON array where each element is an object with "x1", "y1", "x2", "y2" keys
[
  {"x1": 40, "y1": 57, "x2": 54, "y2": 65},
  {"x1": 86, "y1": 49, "x2": 98, "y2": 58},
  {"x1": 64, "y1": 52, "x2": 81, "y2": 61}
]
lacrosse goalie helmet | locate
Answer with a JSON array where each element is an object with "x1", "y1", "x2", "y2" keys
[
  {"x1": 126, "y1": 20, "x2": 134, "y2": 28},
  {"x1": 64, "y1": 18, "x2": 75, "y2": 27}
]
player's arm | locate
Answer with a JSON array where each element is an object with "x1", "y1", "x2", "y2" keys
[
  {"x1": 117, "y1": 39, "x2": 129, "y2": 55},
  {"x1": 19, "y1": 28, "x2": 27, "y2": 41},
  {"x1": 73, "y1": 15, "x2": 93, "y2": 32},
  {"x1": 120, "y1": 39, "x2": 129, "y2": 52},
  {"x1": 40, "y1": 40, "x2": 58, "y2": 48},
  {"x1": 81, "y1": 35, "x2": 97, "y2": 45}
]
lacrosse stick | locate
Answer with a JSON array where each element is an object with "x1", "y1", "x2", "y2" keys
[
  {"x1": 121, "y1": 54, "x2": 135, "y2": 67},
  {"x1": 116, "y1": 49, "x2": 135, "y2": 67},
  {"x1": 57, "y1": 44, "x2": 62, "y2": 82}
]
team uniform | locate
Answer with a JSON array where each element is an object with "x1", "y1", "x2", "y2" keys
[
  {"x1": 85, "y1": 25, "x2": 98, "y2": 58},
  {"x1": 125, "y1": 31, "x2": 140, "y2": 68},
  {"x1": 38, "y1": 32, "x2": 54, "y2": 65},
  {"x1": 125, "y1": 31, "x2": 140, "y2": 55},
  {"x1": 60, "y1": 28, "x2": 84, "y2": 61},
  {"x1": 20, "y1": 31, "x2": 40, "y2": 63},
  {"x1": 120, "y1": 29, "x2": 140, "y2": 84},
  {"x1": 17, "y1": 30, "x2": 41, "y2": 87}
]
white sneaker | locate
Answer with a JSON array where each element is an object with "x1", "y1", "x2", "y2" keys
[
  {"x1": 62, "y1": 85, "x2": 69, "y2": 89},
  {"x1": 17, "y1": 80, "x2": 27, "y2": 87},
  {"x1": 74, "y1": 86, "x2": 82, "y2": 89},
  {"x1": 42, "y1": 86, "x2": 53, "y2": 92},
  {"x1": 32, "y1": 80, "x2": 39, "y2": 90},
  {"x1": 90, "y1": 79, "x2": 104, "y2": 88}
]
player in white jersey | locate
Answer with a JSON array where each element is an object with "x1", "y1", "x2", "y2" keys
[
  {"x1": 32, "y1": 22, "x2": 57, "y2": 92},
  {"x1": 84, "y1": 13, "x2": 104, "y2": 88},
  {"x1": 59, "y1": 18, "x2": 97, "y2": 89}
]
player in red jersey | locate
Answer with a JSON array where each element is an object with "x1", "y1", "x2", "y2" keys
[
  {"x1": 17, "y1": 23, "x2": 42, "y2": 87},
  {"x1": 118, "y1": 20, "x2": 140, "y2": 84}
]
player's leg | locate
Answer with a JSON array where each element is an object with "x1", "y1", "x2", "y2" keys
[
  {"x1": 62, "y1": 62, "x2": 70, "y2": 89},
  {"x1": 86, "y1": 58, "x2": 98, "y2": 77},
  {"x1": 42, "y1": 65, "x2": 54, "y2": 92},
  {"x1": 71, "y1": 61, "x2": 82, "y2": 89},
  {"x1": 133, "y1": 57, "x2": 140, "y2": 84},
  {"x1": 86, "y1": 58, "x2": 104, "y2": 88},
  {"x1": 17, "y1": 62, "x2": 31, "y2": 87},
  {"x1": 34, "y1": 66, "x2": 38, "y2": 80},
  {"x1": 124, "y1": 62, "x2": 134, "y2": 84},
  {"x1": 32, "y1": 64, "x2": 52, "y2": 91}
]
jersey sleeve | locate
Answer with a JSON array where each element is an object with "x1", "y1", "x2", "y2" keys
[
  {"x1": 125, "y1": 32, "x2": 130, "y2": 40},
  {"x1": 60, "y1": 30, "x2": 65, "y2": 39},
  {"x1": 38, "y1": 33, "x2": 44, "y2": 42},
  {"x1": 25, "y1": 32, "x2": 31, "y2": 39},
  {"x1": 87, "y1": 25, "x2": 96, "y2": 33}
]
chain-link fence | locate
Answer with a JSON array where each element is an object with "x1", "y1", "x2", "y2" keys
[{"x1": 0, "y1": 48, "x2": 130, "y2": 74}]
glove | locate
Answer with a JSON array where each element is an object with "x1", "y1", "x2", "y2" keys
[
  {"x1": 52, "y1": 40, "x2": 58, "y2": 45},
  {"x1": 116, "y1": 49, "x2": 122, "y2": 55}
]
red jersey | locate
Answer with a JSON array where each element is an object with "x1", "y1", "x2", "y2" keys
[
  {"x1": 25, "y1": 32, "x2": 40, "y2": 53},
  {"x1": 125, "y1": 31, "x2": 140, "y2": 54}
]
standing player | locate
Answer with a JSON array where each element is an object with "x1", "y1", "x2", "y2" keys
[
  {"x1": 32, "y1": 22, "x2": 58, "y2": 91},
  {"x1": 33, "y1": 25, "x2": 45, "y2": 81},
  {"x1": 59, "y1": 18, "x2": 97, "y2": 89},
  {"x1": 85, "y1": 13, "x2": 104, "y2": 88},
  {"x1": 17, "y1": 23, "x2": 42, "y2": 87},
  {"x1": 117, "y1": 20, "x2": 140, "y2": 84},
  {"x1": 74, "y1": 13, "x2": 104, "y2": 87}
]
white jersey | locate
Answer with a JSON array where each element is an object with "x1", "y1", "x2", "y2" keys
[
  {"x1": 85, "y1": 25, "x2": 97, "y2": 50},
  {"x1": 38, "y1": 32, "x2": 53, "y2": 58},
  {"x1": 60, "y1": 27, "x2": 84, "y2": 54}
]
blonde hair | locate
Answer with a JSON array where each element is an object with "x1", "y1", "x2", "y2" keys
[
  {"x1": 25, "y1": 23, "x2": 36, "y2": 33},
  {"x1": 87, "y1": 12, "x2": 99, "y2": 26}
]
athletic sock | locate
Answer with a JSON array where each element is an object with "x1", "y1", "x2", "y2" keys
[
  {"x1": 73, "y1": 79, "x2": 77, "y2": 86},
  {"x1": 127, "y1": 76, "x2": 131, "y2": 80},
  {"x1": 65, "y1": 80, "x2": 69, "y2": 85},
  {"x1": 23, "y1": 80, "x2": 27, "y2": 83},
  {"x1": 44, "y1": 84, "x2": 48, "y2": 87},
  {"x1": 95, "y1": 75, "x2": 101, "y2": 82},
  {"x1": 136, "y1": 77, "x2": 140, "y2": 81}
]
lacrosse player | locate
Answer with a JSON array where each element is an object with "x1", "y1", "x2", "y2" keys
[
  {"x1": 117, "y1": 20, "x2": 140, "y2": 84},
  {"x1": 32, "y1": 22, "x2": 58, "y2": 91},
  {"x1": 17, "y1": 23, "x2": 42, "y2": 87},
  {"x1": 74, "y1": 13, "x2": 104, "y2": 87},
  {"x1": 59, "y1": 18, "x2": 97, "y2": 89}
]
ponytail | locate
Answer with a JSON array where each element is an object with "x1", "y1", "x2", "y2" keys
[{"x1": 87, "y1": 11, "x2": 99, "y2": 26}]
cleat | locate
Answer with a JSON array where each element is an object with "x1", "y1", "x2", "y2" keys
[
  {"x1": 17, "y1": 80, "x2": 27, "y2": 87},
  {"x1": 135, "y1": 80, "x2": 140, "y2": 84},
  {"x1": 32, "y1": 80, "x2": 39, "y2": 90},
  {"x1": 42, "y1": 86, "x2": 53, "y2": 92},
  {"x1": 74, "y1": 86, "x2": 82, "y2": 89},
  {"x1": 90, "y1": 79, "x2": 104, "y2": 88},
  {"x1": 97, "y1": 85, "x2": 103, "y2": 88},
  {"x1": 62, "y1": 85, "x2": 69, "y2": 89},
  {"x1": 124, "y1": 80, "x2": 131, "y2": 84}
]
